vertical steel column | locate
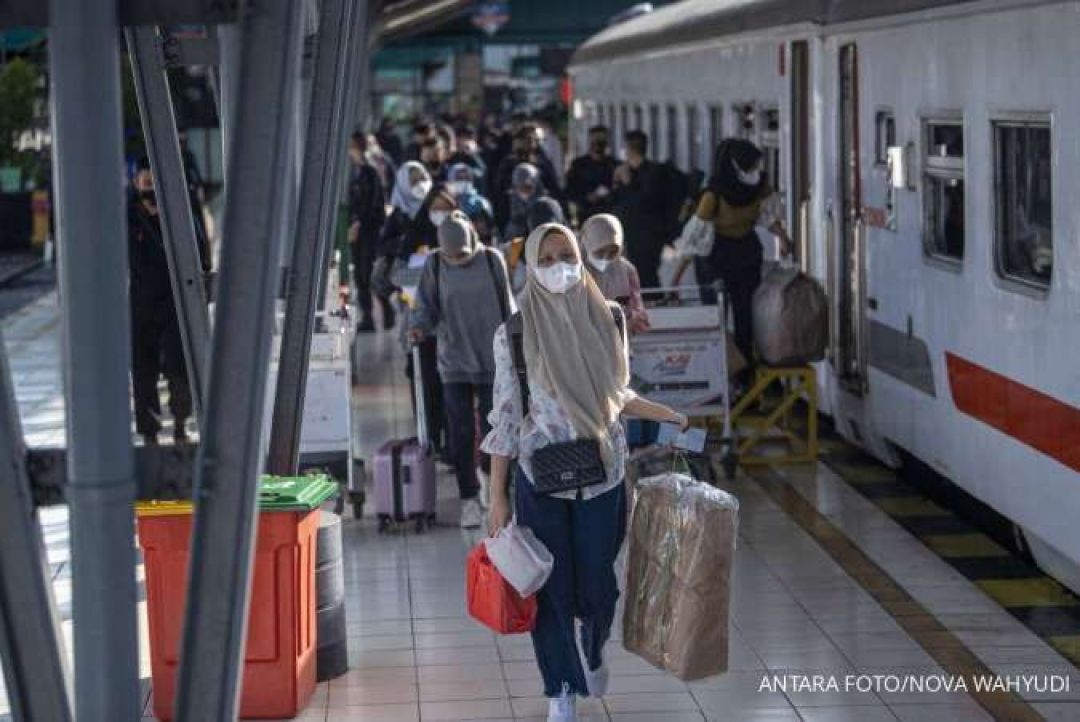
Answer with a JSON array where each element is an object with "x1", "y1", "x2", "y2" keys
[
  {"x1": 48, "y1": 0, "x2": 140, "y2": 719},
  {"x1": 173, "y1": 1, "x2": 303, "y2": 719},
  {"x1": 267, "y1": 0, "x2": 359, "y2": 474},
  {"x1": 0, "y1": 335, "x2": 72, "y2": 722},
  {"x1": 315, "y1": 0, "x2": 371, "y2": 312},
  {"x1": 126, "y1": 27, "x2": 211, "y2": 414},
  {"x1": 216, "y1": 24, "x2": 240, "y2": 185}
]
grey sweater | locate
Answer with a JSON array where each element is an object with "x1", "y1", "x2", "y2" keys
[{"x1": 410, "y1": 247, "x2": 514, "y2": 385}]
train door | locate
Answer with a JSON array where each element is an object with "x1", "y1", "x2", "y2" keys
[
  {"x1": 790, "y1": 40, "x2": 811, "y2": 269},
  {"x1": 836, "y1": 42, "x2": 867, "y2": 392}
]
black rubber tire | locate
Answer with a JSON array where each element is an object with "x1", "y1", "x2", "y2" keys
[
  {"x1": 317, "y1": 511, "x2": 343, "y2": 566},
  {"x1": 317, "y1": 638, "x2": 349, "y2": 681},
  {"x1": 316, "y1": 597, "x2": 349, "y2": 681},
  {"x1": 317, "y1": 598, "x2": 347, "y2": 647},
  {"x1": 316, "y1": 563, "x2": 345, "y2": 609}
]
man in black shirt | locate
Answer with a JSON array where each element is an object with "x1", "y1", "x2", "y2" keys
[
  {"x1": 127, "y1": 166, "x2": 197, "y2": 446},
  {"x1": 566, "y1": 125, "x2": 616, "y2": 225},
  {"x1": 492, "y1": 123, "x2": 562, "y2": 231},
  {"x1": 612, "y1": 130, "x2": 669, "y2": 289},
  {"x1": 347, "y1": 132, "x2": 389, "y2": 332}
]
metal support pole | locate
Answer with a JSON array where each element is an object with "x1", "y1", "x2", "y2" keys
[
  {"x1": 316, "y1": 0, "x2": 371, "y2": 312},
  {"x1": 174, "y1": 1, "x2": 302, "y2": 719},
  {"x1": 126, "y1": 26, "x2": 211, "y2": 415},
  {"x1": 0, "y1": 335, "x2": 72, "y2": 722},
  {"x1": 267, "y1": 0, "x2": 360, "y2": 474},
  {"x1": 48, "y1": 0, "x2": 141, "y2": 719}
]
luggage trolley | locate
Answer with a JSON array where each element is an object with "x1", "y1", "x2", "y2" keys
[{"x1": 631, "y1": 284, "x2": 738, "y2": 479}]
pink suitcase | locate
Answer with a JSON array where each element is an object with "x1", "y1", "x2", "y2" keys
[{"x1": 373, "y1": 346, "x2": 437, "y2": 533}]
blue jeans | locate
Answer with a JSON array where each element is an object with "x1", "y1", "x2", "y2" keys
[{"x1": 514, "y1": 469, "x2": 627, "y2": 697}]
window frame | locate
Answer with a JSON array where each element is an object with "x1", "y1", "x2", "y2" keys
[
  {"x1": 687, "y1": 103, "x2": 702, "y2": 171},
  {"x1": 648, "y1": 104, "x2": 660, "y2": 156},
  {"x1": 991, "y1": 113, "x2": 1054, "y2": 295},
  {"x1": 665, "y1": 103, "x2": 679, "y2": 164},
  {"x1": 920, "y1": 114, "x2": 966, "y2": 269},
  {"x1": 708, "y1": 104, "x2": 724, "y2": 173},
  {"x1": 759, "y1": 103, "x2": 782, "y2": 193}
]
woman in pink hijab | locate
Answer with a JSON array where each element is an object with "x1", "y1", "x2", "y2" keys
[{"x1": 579, "y1": 214, "x2": 650, "y2": 334}]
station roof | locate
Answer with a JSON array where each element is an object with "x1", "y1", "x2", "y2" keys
[
  {"x1": 571, "y1": 0, "x2": 996, "y2": 66},
  {"x1": 0, "y1": 0, "x2": 472, "y2": 38}
]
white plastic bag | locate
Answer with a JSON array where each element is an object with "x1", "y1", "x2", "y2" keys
[{"x1": 483, "y1": 521, "x2": 554, "y2": 598}]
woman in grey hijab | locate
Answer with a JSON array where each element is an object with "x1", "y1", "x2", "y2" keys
[{"x1": 409, "y1": 212, "x2": 514, "y2": 529}]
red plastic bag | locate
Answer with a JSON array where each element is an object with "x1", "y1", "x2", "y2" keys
[{"x1": 466, "y1": 543, "x2": 537, "y2": 634}]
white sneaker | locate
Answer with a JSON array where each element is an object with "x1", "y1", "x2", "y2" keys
[
  {"x1": 547, "y1": 690, "x2": 577, "y2": 722},
  {"x1": 476, "y1": 466, "x2": 491, "y2": 509},
  {"x1": 459, "y1": 497, "x2": 484, "y2": 529},
  {"x1": 575, "y1": 622, "x2": 609, "y2": 697}
]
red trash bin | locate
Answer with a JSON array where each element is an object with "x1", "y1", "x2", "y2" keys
[{"x1": 137, "y1": 476, "x2": 337, "y2": 720}]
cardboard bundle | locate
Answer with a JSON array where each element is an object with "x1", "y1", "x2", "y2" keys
[{"x1": 622, "y1": 473, "x2": 738, "y2": 681}]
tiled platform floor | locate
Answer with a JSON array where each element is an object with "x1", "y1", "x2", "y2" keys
[{"x1": 2, "y1": 295, "x2": 1079, "y2": 721}]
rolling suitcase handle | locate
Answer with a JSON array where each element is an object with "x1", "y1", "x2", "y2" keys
[{"x1": 411, "y1": 344, "x2": 430, "y2": 449}]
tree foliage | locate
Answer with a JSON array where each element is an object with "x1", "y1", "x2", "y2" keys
[{"x1": 0, "y1": 57, "x2": 40, "y2": 168}]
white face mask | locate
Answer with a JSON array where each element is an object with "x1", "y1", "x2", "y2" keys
[
  {"x1": 589, "y1": 255, "x2": 612, "y2": 274},
  {"x1": 411, "y1": 180, "x2": 431, "y2": 201},
  {"x1": 429, "y1": 210, "x2": 449, "y2": 227},
  {"x1": 447, "y1": 180, "x2": 471, "y2": 197},
  {"x1": 734, "y1": 161, "x2": 761, "y2": 187},
  {"x1": 534, "y1": 262, "x2": 582, "y2": 294}
]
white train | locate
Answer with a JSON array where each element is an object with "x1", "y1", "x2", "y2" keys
[{"x1": 568, "y1": 0, "x2": 1080, "y2": 593}]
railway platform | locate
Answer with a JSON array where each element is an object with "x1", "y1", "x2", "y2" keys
[{"x1": 1, "y1": 294, "x2": 1078, "y2": 722}]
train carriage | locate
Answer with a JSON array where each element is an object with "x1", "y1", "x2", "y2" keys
[{"x1": 569, "y1": 0, "x2": 1080, "y2": 593}]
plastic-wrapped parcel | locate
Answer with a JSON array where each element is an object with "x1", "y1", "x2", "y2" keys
[{"x1": 622, "y1": 473, "x2": 738, "y2": 681}]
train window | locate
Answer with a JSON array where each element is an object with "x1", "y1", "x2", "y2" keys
[
  {"x1": 759, "y1": 105, "x2": 781, "y2": 192},
  {"x1": 619, "y1": 105, "x2": 629, "y2": 153},
  {"x1": 666, "y1": 104, "x2": 678, "y2": 164},
  {"x1": 708, "y1": 105, "x2": 723, "y2": 160},
  {"x1": 733, "y1": 103, "x2": 755, "y2": 140},
  {"x1": 687, "y1": 105, "x2": 702, "y2": 171},
  {"x1": 633, "y1": 104, "x2": 643, "y2": 130},
  {"x1": 648, "y1": 105, "x2": 660, "y2": 154},
  {"x1": 922, "y1": 119, "x2": 965, "y2": 262},
  {"x1": 875, "y1": 110, "x2": 895, "y2": 165},
  {"x1": 994, "y1": 120, "x2": 1053, "y2": 288}
]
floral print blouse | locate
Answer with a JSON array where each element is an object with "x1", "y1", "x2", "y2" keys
[{"x1": 480, "y1": 323, "x2": 636, "y2": 501}]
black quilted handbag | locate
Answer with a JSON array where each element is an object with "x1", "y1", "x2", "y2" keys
[{"x1": 532, "y1": 438, "x2": 607, "y2": 498}]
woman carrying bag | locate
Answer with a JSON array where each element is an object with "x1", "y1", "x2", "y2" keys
[{"x1": 482, "y1": 222, "x2": 689, "y2": 722}]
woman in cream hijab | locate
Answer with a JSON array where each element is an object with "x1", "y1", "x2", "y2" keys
[
  {"x1": 580, "y1": 213, "x2": 650, "y2": 334},
  {"x1": 481, "y1": 223, "x2": 687, "y2": 722}
]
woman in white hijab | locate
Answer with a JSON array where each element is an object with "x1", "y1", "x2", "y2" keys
[
  {"x1": 580, "y1": 214, "x2": 650, "y2": 334},
  {"x1": 482, "y1": 223, "x2": 688, "y2": 722}
]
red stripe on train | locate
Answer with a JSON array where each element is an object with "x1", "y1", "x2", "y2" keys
[{"x1": 945, "y1": 352, "x2": 1080, "y2": 474}]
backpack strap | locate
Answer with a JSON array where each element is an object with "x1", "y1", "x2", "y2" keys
[
  {"x1": 483, "y1": 249, "x2": 509, "y2": 322},
  {"x1": 506, "y1": 312, "x2": 530, "y2": 415},
  {"x1": 507, "y1": 303, "x2": 627, "y2": 419},
  {"x1": 430, "y1": 252, "x2": 441, "y2": 313}
]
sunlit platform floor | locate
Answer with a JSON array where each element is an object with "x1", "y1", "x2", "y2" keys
[{"x1": 1, "y1": 295, "x2": 1078, "y2": 721}]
